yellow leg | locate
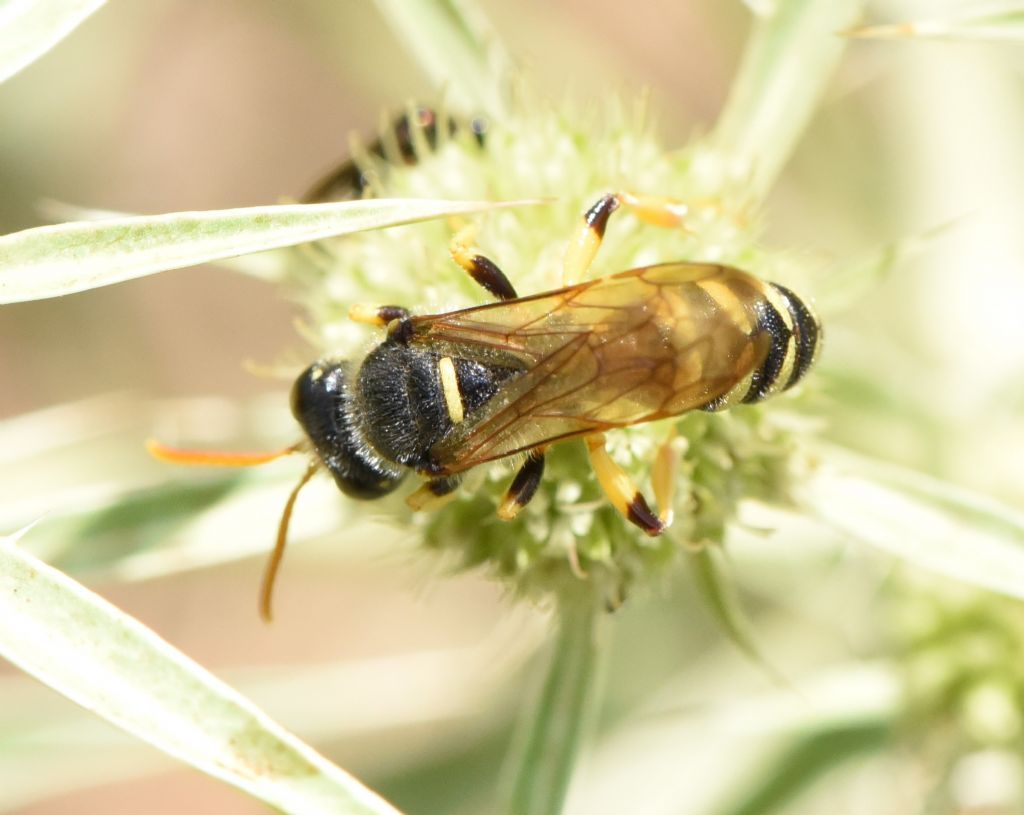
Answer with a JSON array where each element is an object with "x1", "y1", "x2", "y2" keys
[
  {"x1": 652, "y1": 427, "x2": 682, "y2": 528},
  {"x1": 449, "y1": 224, "x2": 518, "y2": 300},
  {"x1": 617, "y1": 191, "x2": 694, "y2": 229},
  {"x1": 449, "y1": 223, "x2": 480, "y2": 273},
  {"x1": 562, "y1": 194, "x2": 619, "y2": 287},
  {"x1": 561, "y1": 191, "x2": 714, "y2": 287},
  {"x1": 585, "y1": 433, "x2": 664, "y2": 536},
  {"x1": 406, "y1": 476, "x2": 461, "y2": 512}
]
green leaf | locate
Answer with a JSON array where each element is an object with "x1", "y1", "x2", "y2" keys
[
  {"x1": 714, "y1": 719, "x2": 891, "y2": 815},
  {"x1": 687, "y1": 543, "x2": 781, "y2": 679},
  {"x1": 0, "y1": 530, "x2": 404, "y2": 815},
  {"x1": 1, "y1": 619, "x2": 543, "y2": 811},
  {"x1": 566, "y1": 661, "x2": 901, "y2": 814},
  {"x1": 844, "y1": 4, "x2": 1024, "y2": 42},
  {"x1": 711, "y1": 0, "x2": 863, "y2": 197},
  {"x1": 372, "y1": 0, "x2": 509, "y2": 116},
  {"x1": 0, "y1": 0, "x2": 106, "y2": 85},
  {"x1": 796, "y1": 447, "x2": 1024, "y2": 602},
  {"x1": 0, "y1": 197, "x2": 539, "y2": 303}
]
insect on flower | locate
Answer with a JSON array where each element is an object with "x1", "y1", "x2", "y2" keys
[{"x1": 149, "y1": 116, "x2": 821, "y2": 619}]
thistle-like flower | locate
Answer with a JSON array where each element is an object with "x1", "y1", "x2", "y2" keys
[{"x1": 285, "y1": 99, "x2": 817, "y2": 608}]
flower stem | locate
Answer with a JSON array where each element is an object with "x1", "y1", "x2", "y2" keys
[
  {"x1": 502, "y1": 588, "x2": 606, "y2": 815},
  {"x1": 711, "y1": 0, "x2": 864, "y2": 198}
]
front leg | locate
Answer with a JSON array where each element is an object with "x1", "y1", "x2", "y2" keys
[
  {"x1": 561, "y1": 191, "x2": 706, "y2": 287},
  {"x1": 449, "y1": 223, "x2": 519, "y2": 301}
]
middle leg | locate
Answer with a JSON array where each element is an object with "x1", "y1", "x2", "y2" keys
[{"x1": 497, "y1": 448, "x2": 547, "y2": 520}]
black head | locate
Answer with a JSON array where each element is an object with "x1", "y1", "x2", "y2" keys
[{"x1": 290, "y1": 360, "x2": 406, "y2": 499}]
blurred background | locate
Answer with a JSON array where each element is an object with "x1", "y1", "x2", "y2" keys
[{"x1": 4, "y1": 1, "x2": 1024, "y2": 813}]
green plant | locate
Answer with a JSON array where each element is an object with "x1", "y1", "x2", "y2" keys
[{"x1": 4, "y1": 2, "x2": 1024, "y2": 814}]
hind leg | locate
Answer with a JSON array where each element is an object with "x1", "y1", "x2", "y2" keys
[{"x1": 584, "y1": 433, "x2": 666, "y2": 536}]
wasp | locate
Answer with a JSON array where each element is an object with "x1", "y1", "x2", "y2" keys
[
  {"x1": 301, "y1": 106, "x2": 487, "y2": 203},
  {"x1": 291, "y1": 192, "x2": 820, "y2": 536},
  {"x1": 150, "y1": 117, "x2": 820, "y2": 619}
]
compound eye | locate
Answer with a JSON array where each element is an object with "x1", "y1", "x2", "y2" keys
[{"x1": 291, "y1": 361, "x2": 405, "y2": 499}]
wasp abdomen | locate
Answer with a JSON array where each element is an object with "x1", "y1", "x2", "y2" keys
[
  {"x1": 771, "y1": 283, "x2": 821, "y2": 391},
  {"x1": 741, "y1": 295, "x2": 793, "y2": 405},
  {"x1": 701, "y1": 277, "x2": 820, "y2": 412}
]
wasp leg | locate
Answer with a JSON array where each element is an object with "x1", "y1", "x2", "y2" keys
[
  {"x1": 450, "y1": 223, "x2": 518, "y2": 301},
  {"x1": 652, "y1": 428, "x2": 682, "y2": 528},
  {"x1": 561, "y1": 192, "x2": 704, "y2": 286},
  {"x1": 584, "y1": 433, "x2": 665, "y2": 536},
  {"x1": 348, "y1": 304, "x2": 410, "y2": 327},
  {"x1": 562, "y1": 194, "x2": 619, "y2": 287},
  {"x1": 497, "y1": 449, "x2": 546, "y2": 520},
  {"x1": 407, "y1": 475, "x2": 462, "y2": 511}
]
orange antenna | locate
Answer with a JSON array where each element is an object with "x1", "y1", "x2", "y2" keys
[
  {"x1": 146, "y1": 438, "x2": 300, "y2": 467},
  {"x1": 147, "y1": 436, "x2": 315, "y2": 622},
  {"x1": 260, "y1": 460, "x2": 319, "y2": 622}
]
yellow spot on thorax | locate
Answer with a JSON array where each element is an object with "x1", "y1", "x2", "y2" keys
[{"x1": 438, "y1": 356, "x2": 464, "y2": 424}]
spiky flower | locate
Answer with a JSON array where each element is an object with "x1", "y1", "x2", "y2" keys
[{"x1": 287, "y1": 98, "x2": 812, "y2": 607}]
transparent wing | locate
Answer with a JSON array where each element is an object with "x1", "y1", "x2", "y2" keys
[{"x1": 411, "y1": 263, "x2": 770, "y2": 473}]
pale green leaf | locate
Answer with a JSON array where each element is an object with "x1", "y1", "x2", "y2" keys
[
  {"x1": 0, "y1": 197, "x2": 539, "y2": 303},
  {"x1": 372, "y1": 0, "x2": 509, "y2": 116},
  {"x1": 0, "y1": 532, "x2": 403, "y2": 815},
  {"x1": 686, "y1": 543, "x2": 781, "y2": 680},
  {"x1": 0, "y1": 617, "x2": 543, "y2": 811},
  {"x1": 566, "y1": 662, "x2": 900, "y2": 815},
  {"x1": 711, "y1": 0, "x2": 863, "y2": 197},
  {"x1": 816, "y1": 217, "x2": 965, "y2": 316},
  {"x1": 845, "y1": 4, "x2": 1024, "y2": 42},
  {"x1": 35, "y1": 199, "x2": 291, "y2": 279},
  {"x1": 0, "y1": 393, "x2": 389, "y2": 582},
  {"x1": 796, "y1": 447, "x2": 1024, "y2": 602},
  {"x1": 712, "y1": 721, "x2": 890, "y2": 815},
  {"x1": 0, "y1": 0, "x2": 105, "y2": 84}
]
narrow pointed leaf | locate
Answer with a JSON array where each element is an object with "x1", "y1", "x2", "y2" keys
[
  {"x1": 797, "y1": 447, "x2": 1024, "y2": 602},
  {"x1": 712, "y1": 719, "x2": 891, "y2": 815},
  {"x1": 0, "y1": 0, "x2": 106, "y2": 85},
  {"x1": 845, "y1": 5, "x2": 1024, "y2": 42},
  {"x1": 0, "y1": 197, "x2": 537, "y2": 303},
  {"x1": 0, "y1": 532, "x2": 403, "y2": 815}
]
